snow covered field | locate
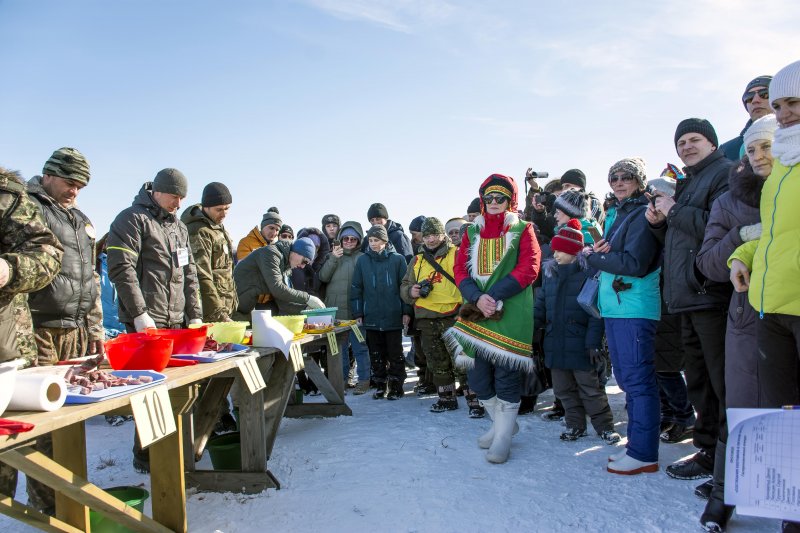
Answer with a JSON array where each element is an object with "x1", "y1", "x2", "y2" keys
[{"x1": 1, "y1": 367, "x2": 780, "y2": 533}]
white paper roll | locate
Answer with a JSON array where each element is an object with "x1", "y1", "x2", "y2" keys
[
  {"x1": 251, "y1": 310, "x2": 294, "y2": 358},
  {"x1": 7, "y1": 372, "x2": 67, "y2": 411}
]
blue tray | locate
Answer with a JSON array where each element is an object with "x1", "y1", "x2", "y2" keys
[
  {"x1": 65, "y1": 370, "x2": 166, "y2": 404},
  {"x1": 171, "y1": 344, "x2": 250, "y2": 363}
]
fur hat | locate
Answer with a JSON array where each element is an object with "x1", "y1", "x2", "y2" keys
[
  {"x1": 559, "y1": 169, "x2": 586, "y2": 190},
  {"x1": 321, "y1": 214, "x2": 340, "y2": 228},
  {"x1": 551, "y1": 219, "x2": 584, "y2": 256},
  {"x1": 769, "y1": 60, "x2": 800, "y2": 106},
  {"x1": 608, "y1": 157, "x2": 647, "y2": 190},
  {"x1": 291, "y1": 237, "x2": 316, "y2": 262},
  {"x1": 478, "y1": 174, "x2": 517, "y2": 212},
  {"x1": 366, "y1": 224, "x2": 389, "y2": 242},
  {"x1": 674, "y1": 118, "x2": 718, "y2": 149},
  {"x1": 42, "y1": 147, "x2": 91, "y2": 185},
  {"x1": 421, "y1": 217, "x2": 445, "y2": 237},
  {"x1": 201, "y1": 182, "x2": 232, "y2": 207},
  {"x1": 367, "y1": 203, "x2": 389, "y2": 220},
  {"x1": 554, "y1": 190, "x2": 587, "y2": 219},
  {"x1": 743, "y1": 115, "x2": 778, "y2": 148}
]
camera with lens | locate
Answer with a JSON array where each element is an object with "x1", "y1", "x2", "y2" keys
[
  {"x1": 417, "y1": 279, "x2": 433, "y2": 298},
  {"x1": 525, "y1": 168, "x2": 549, "y2": 181},
  {"x1": 535, "y1": 191, "x2": 557, "y2": 210}
]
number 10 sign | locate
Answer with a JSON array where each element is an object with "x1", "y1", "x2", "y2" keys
[{"x1": 130, "y1": 385, "x2": 177, "y2": 448}]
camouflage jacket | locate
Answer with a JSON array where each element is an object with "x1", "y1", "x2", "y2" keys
[{"x1": 0, "y1": 168, "x2": 63, "y2": 364}]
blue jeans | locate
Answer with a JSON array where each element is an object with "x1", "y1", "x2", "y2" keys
[
  {"x1": 605, "y1": 318, "x2": 659, "y2": 463},
  {"x1": 342, "y1": 327, "x2": 370, "y2": 382},
  {"x1": 467, "y1": 356, "x2": 522, "y2": 403}
]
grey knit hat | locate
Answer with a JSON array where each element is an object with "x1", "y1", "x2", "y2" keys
[
  {"x1": 366, "y1": 224, "x2": 389, "y2": 242},
  {"x1": 553, "y1": 190, "x2": 587, "y2": 219},
  {"x1": 608, "y1": 157, "x2": 648, "y2": 189},
  {"x1": 743, "y1": 115, "x2": 778, "y2": 148},
  {"x1": 421, "y1": 217, "x2": 445, "y2": 237},
  {"x1": 260, "y1": 209, "x2": 282, "y2": 229},
  {"x1": 42, "y1": 147, "x2": 90, "y2": 185},
  {"x1": 153, "y1": 168, "x2": 188, "y2": 197}
]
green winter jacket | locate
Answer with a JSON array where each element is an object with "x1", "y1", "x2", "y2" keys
[
  {"x1": 318, "y1": 221, "x2": 363, "y2": 320},
  {"x1": 181, "y1": 204, "x2": 237, "y2": 321},
  {"x1": 234, "y1": 240, "x2": 310, "y2": 316}
]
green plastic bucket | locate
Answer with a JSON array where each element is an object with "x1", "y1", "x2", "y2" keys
[
  {"x1": 207, "y1": 431, "x2": 241, "y2": 470},
  {"x1": 89, "y1": 486, "x2": 149, "y2": 533}
]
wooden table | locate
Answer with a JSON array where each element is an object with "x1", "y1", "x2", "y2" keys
[{"x1": 0, "y1": 328, "x2": 351, "y2": 532}]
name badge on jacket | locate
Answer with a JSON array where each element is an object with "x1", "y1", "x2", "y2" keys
[{"x1": 177, "y1": 247, "x2": 190, "y2": 267}]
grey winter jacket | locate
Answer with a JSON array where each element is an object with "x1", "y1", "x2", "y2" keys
[
  {"x1": 234, "y1": 240, "x2": 310, "y2": 316},
  {"x1": 649, "y1": 150, "x2": 733, "y2": 313},
  {"x1": 26, "y1": 177, "x2": 103, "y2": 339},
  {"x1": 696, "y1": 159, "x2": 763, "y2": 408},
  {"x1": 107, "y1": 183, "x2": 202, "y2": 326},
  {"x1": 318, "y1": 221, "x2": 364, "y2": 320}
]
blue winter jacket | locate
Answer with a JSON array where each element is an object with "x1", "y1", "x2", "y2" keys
[
  {"x1": 586, "y1": 195, "x2": 662, "y2": 320},
  {"x1": 534, "y1": 260, "x2": 604, "y2": 371},
  {"x1": 98, "y1": 253, "x2": 125, "y2": 335},
  {"x1": 350, "y1": 247, "x2": 412, "y2": 331}
]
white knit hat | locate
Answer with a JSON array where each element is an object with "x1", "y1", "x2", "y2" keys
[
  {"x1": 769, "y1": 60, "x2": 800, "y2": 106},
  {"x1": 743, "y1": 115, "x2": 778, "y2": 148}
]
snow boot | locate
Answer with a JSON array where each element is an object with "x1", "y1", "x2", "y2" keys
[
  {"x1": 518, "y1": 395, "x2": 536, "y2": 415},
  {"x1": 695, "y1": 479, "x2": 713, "y2": 500},
  {"x1": 486, "y1": 399, "x2": 520, "y2": 464},
  {"x1": 666, "y1": 448, "x2": 713, "y2": 480},
  {"x1": 414, "y1": 381, "x2": 437, "y2": 396},
  {"x1": 386, "y1": 380, "x2": 404, "y2": 400},
  {"x1": 660, "y1": 422, "x2": 694, "y2": 443},
  {"x1": 560, "y1": 427, "x2": 588, "y2": 441},
  {"x1": 430, "y1": 384, "x2": 458, "y2": 413},
  {"x1": 599, "y1": 430, "x2": 621, "y2": 445},
  {"x1": 372, "y1": 382, "x2": 386, "y2": 399},
  {"x1": 606, "y1": 454, "x2": 659, "y2": 475},
  {"x1": 700, "y1": 440, "x2": 734, "y2": 532},
  {"x1": 353, "y1": 380, "x2": 370, "y2": 395},
  {"x1": 478, "y1": 396, "x2": 519, "y2": 449},
  {"x1": 608, "y1": 447, "x2": 628, "y2": 462},
  {"x1": 541, "y1": 397, "x2": 565, "y2": 421},
  {"x1": 463, "y1": 386, "x2": 485, "y2": 418}
]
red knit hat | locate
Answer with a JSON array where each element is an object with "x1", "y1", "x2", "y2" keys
[{"x1": 551, "y1": 219, "x2": 584, "y2": 256}]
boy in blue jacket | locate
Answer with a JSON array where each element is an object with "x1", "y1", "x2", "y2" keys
[{"x1": 534, "y1": 220, "x2": 620, "y2": 443}]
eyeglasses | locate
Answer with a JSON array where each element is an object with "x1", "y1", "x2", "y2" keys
[
  {"x1": 342, "y1": 236, "x2": 358, "y2": 242},
  {"x1": 483, "y1": 194, "x2": 508, "y2": 204},
  {"x1": 608, "y1": 174, "x2": 637, "y2": 184},
  {"x1": 743, "y1": 88, "x2": 769, "y2": 104}
]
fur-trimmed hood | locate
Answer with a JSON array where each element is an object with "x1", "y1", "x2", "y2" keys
[
  {"x1": 0, "y1": 166, "x2": 25, "y2": 185},
  {"x1": 728, "y1": 156, "x2": 765, "y2": 209}
]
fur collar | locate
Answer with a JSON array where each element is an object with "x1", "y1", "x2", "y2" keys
[
  {"x1": 728, "y1": 158, "x2": 765, "y2": 208},
  {"x1": 473, "y1": 211, "x2": 519, "y2": 232}
]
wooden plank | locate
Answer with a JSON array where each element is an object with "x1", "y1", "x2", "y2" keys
[
  {"x1": 184, "y1": 471, "x2": 278, "y2": 494},
  {"x1": 262, "y1": 353, "x2": 296, "y2": 459},
  {"x1": 51, "y1": 423, "x2": 88, "y2": 530},
  {"x1": 325, "y1": 335, "x2": 346, "y2": 398},
  {"x1": 302, "y1": 356, "x2": 343, "y2": 404},
  {"x1": 150, "y1": 401, "x2": 187, "y2": 533},
  {"x1": 182, "y1": 413, "x2": 195, "y2": 473},
  {"x1": 238, "y1": 356, "x2": 269, "y2": 472},
  {"x1": 170, "y1": 384, "x2": 200, "y2": 415},
  {"x1": 284, "y1": 403, "x2": 352, "y2": 418},
  {"x1": 192, "y1": 376, "x2": 235, "y2": 460},
  {"x1": 0, "y1": 447, "x2": 170, "y2": 533},
  {"x1": 0, "y1": 496, "x2": 83, "y2": 533}
]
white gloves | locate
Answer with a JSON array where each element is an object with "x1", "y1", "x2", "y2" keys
[
  {"x1": 0, "y1": 258, "x2": 9, "y2": 289},
  {"x1": 188, "y1": 318, "x2": 203, "y2": 325},
  {"x1": 133, "y1": 312, "x2": 157, "y2": 332},
  {"x1": 739, "y1": 223, "x2": 762, "y2": 243},
  {"x1": 306, "y1": 296, "x2": 325, "y2": 309}
]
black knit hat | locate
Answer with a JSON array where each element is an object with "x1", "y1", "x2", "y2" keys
[
  {"x1": 201, "y1": 182, "x2": 232, "y2": 207},
  {"x1": 467, "y1": 197, "x2": 481, "y2": 215},
  {"x1": 321, "y1": 214, "x2": 340, "y2": 228},
  {"x1": 742, "y1": 75, "x2": 773, "y2": 108},
  {"x1": 409, "y1": 215, "x2": 426, "y2": 233},
  {"x1": 366, "y1": 224, "x2": 389, "y2": 242},
  {"x1": 560, "y1": 169, "x2": 586, "y2": 190},
  {"x1": 674, "y1": 118, "x2": 718, "y2": 149},
  {"x1": 153, "y1": 168, "x2": 188, "y2": 197},
  {"x1": 367, "y1": 203, "x2": 389, "y2": 220},
  {"x1": 280, "y1": 224, "x2": 294, "y2": 237},
  {"x1": 554, "y1": 190, "x2": 587, "y2": 219}
]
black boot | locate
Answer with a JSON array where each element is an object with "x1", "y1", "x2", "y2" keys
[
  {"x1": 372, "y1": 382, "x2": 386, "y2": 399},
  {"x1": 463, "y1": 386, "x2": 485, "y2": 418},
  {"x1": 518, "y1": 395, "x2": 537, "y2": 415},
  {"x1": 386, "y1": 380, "x2": 405, "y2": 400},
  {"x1": 430, "y1": 383, "x2": 458, "y2": 413},
  {"x1": 700, "y1": 440, "x2": 734, "y2": 532}
]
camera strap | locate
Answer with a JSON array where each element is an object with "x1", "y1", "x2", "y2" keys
[{"x1": 421, "y1": 247, "x2": 457, "y2": 286}]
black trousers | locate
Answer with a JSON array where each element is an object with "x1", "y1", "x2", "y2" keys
[
  {"x1": 680, "y1": 309, "x2": 727, "y2": 452},
  {"x1": 757, "y1": 313, "x2": 800, "y2": 407},
  {"x1": 366, "y1": 329, "x2": 407, "y2": 384}
]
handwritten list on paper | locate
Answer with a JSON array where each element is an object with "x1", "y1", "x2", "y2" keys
[{"x1": 725, "y1": 408, "x2": 800, "y2": 522}]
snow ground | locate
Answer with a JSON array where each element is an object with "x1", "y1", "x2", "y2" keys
[{"x1": 2, "y1": 354, "x2": 781, "y2": 533}]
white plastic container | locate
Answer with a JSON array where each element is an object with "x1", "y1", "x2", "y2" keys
[{"x1": 0, "y1": 362, "x2": 18, "y2": 416}]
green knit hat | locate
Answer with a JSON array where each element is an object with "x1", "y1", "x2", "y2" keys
[
  {"x1": 42, "y1": 147, "x2": 90, "y2": 185},
  {"x1": 421, "y1": 217, "x2": 445, "y2": 237}
]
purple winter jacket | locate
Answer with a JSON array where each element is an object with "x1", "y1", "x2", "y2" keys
[{"x1": 696, "y1": 158, "x2": 764, "y2": 408}]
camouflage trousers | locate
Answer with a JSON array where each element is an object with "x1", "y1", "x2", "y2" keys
[
  {"x1": 33, "y1": 325, "x2": 89, "y2": 366},
  {"x1": 416, "y1": 316, "x2": 466, "y2": 387},
  {"x1": 0, "y1": 462, "x2": 18, "y2": 498},
  {"x1": 12, "y1": 293, "x2": 37, "y2": 366}
]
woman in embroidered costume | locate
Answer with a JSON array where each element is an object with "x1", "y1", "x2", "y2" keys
[{"x1": 444, "y1": 174, "x2": 541, "y2": 463}]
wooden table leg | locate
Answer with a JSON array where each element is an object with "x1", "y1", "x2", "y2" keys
[
  {"x1": 238, "y1": 358, "x2": 268, "y2": 472},
  {"x1": 326, "y1": 333, "x2": 346, "y2": 398},
  {"x1": 150, "y1": 395, "x2": 188, "y2": 532},
  {"x1": 263, "y1": 353, "x2": 296, "y2": 461},
  {"x1": 52, "y1": 422, "x2": 88, "y2": 530}
]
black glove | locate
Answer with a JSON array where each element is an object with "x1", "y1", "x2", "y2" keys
[{"x1": 587, "y1": 349, "x2": 603, "y2": 366}]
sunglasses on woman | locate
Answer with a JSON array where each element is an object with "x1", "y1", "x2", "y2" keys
[
  {"x1": 608, "y1": 174, "x2": 637, "y2": 184},
  {"x1": 743, "y1": 88, "x2": 769, "y2": 104},
  {"x1": 342, "y1": 236, "x2": 359, "y2": 242},
  {"x1": 483, "y1": 194, "x2": 509, "y2": 204}
]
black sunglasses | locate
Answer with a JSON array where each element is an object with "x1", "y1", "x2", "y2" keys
[
  {"x1": 608, "y1": 174, "x2": 637, "y2": 184},
  {"x1": 743, "y1": 88, "x2": 769, "y2": 104},
  {"x1": 483, "y1": 194, "x2": 508, "y2": 204}
]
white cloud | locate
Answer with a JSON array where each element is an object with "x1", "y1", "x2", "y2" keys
[{"x1": 304, "y1": 0, "x2": 457, "y2": 33}]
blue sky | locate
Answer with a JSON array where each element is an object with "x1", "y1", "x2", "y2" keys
[{"x1": 1, "y1": 0, "x2": 796, "y2": 241}]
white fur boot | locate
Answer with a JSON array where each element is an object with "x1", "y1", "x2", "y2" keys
[
  {"x1": 606, "y1": 453, "x2": 659, "y2": 475},
  {"x1": 486, "y1": 399, "x2": 520, "y2": 463},
  {"x1": 478, "y1": 396, "x2": 520, "y2": 449}
]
